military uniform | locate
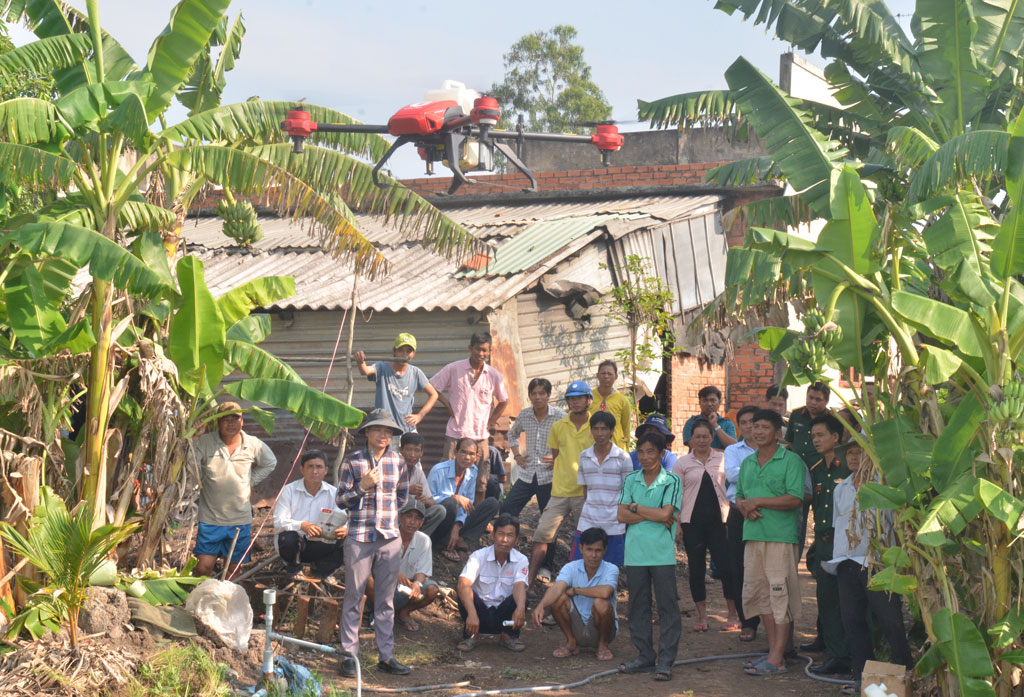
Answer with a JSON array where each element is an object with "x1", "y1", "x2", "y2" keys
[{"x1": 808, "y1": 453, "x2": 851, "y2": 664}]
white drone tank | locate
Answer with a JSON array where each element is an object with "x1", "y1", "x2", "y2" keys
[{"x1": 424, "y1": 80, "x2": 486, "y2": 170}]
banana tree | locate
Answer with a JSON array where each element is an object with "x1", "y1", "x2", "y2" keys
[
  {"x1": 0, "y1": 0, "x2": 480, "y2": 534},
  {"x1": 639, "y1": 2, "x2": 1024, "y2": 694}
]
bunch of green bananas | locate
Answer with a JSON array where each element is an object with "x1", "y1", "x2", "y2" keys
[
  {"x1": 990, "y1": 382, "x2": 1024, "y2": 425},
  {"x1": 794, "y1": 339, "x2": 827, "y2": 376},
  {"x1": 216, "y1": 198, "x2": 264, "y2": 247},
  {"x1": 804, "y1": 308, "x2": 825, "y2": 333}
]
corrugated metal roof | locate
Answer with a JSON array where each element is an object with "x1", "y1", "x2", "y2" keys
[
  {"x1": 457, "y1": 214, "x2": 648, "y2": 278},
  {"x1": 182, "y1": 195, "x2": 720, "y2": 251}
]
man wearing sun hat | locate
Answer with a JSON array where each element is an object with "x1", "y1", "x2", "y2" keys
[
  {"x1": 355, "y1": 333, "x2": 439, "y2": 448},
  {"x1": 337, "y1": 408, "x2": 411, "y2": 677},
  {"x1": 192, "y1": 400, "x2": 277, "y2": 578}
]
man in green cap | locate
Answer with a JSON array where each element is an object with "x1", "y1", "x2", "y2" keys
[{"x1": 356, "y1": 333, "x2": 439, "y2": 448}]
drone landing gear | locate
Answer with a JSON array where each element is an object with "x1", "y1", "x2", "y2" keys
[{"x1": 371, "y1": 135, "x2": 413, "y2": 188}]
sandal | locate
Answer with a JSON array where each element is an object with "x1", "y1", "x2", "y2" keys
[
  {"x1": 654, "y1": 667, "x2": 672, "y2": 681},
  {"x1": 618, "y1": 658, "x2": 655, "y2": 674},
  {"x1": 552, "y1": 645, "x2": 579, "y2": 658},
  {"x1": 745, "y1": 660, "x2": 787, "y2": 676},
  {"x1": 395, "y1": 616, "x2": 420, "y2": 632},
  {"x1": 596, "y1": 647, "x2": 614, "y2": 661},
  {"x1": 692, "y1": 622, "x2": 709, "y2": 632},
  {"x1": 739, "y1": 627, "x2": 757, "y2": 642},
  {"x1": 721, "y1": 621, "x2": 742, "y2": 632},
  {"x1": 499, "y1": 637, "x2": 526, "y2": 652},
  {"x1": 457, "y1": 636, "x2": 477, "y2": 651},
  {"x1": 442, "y1": 549, "x2": 462, "y2": 562},
  {"x1": 743, "y1": 656, "x2": 768, "y2": 670}
]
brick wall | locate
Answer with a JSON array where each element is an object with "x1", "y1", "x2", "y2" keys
[
  {"x1": 400, "y1": 163, "x2": 731, "y2": 198},
  {"x1": 667, "y1": 354, "x2": 725, "y2": 453},
  {"x1": 728, "y1": 340, "x2": 776, "y2": 411}
]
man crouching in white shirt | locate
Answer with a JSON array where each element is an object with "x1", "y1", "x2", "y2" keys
[
  {"x1": 456, "y1": 513, "x2": 528, "y2": 652},
  {"x1": 273, "y1": 450, "x2": 347, "y2": 577}
]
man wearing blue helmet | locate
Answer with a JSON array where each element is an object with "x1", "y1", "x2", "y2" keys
[{"x1": 528, "y1": 380, "x2": 594, "y2": 586}]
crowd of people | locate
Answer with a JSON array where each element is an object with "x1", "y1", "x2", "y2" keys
[{"x1": 192, "y1": 332, "x2": 913, "y2": 693}]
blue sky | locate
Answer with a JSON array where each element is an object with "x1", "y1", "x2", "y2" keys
[{"x1": 18, "y1": 1, "x2": 913, "y2": 177}]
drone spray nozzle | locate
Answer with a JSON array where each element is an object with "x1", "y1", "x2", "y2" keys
[{"x1": 281, "y1": 108, "x2": 318, "y2": 155}]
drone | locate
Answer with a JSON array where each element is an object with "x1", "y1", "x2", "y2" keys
[{"x1": 281, "y1": 83, "x2": 624, "y2": 195}]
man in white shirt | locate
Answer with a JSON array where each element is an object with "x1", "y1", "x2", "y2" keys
[
  {"x1": 723, "y1": 405, "x2": 759, "y2": 641},
  {"x1": 456, "y1": 513, "x2": 528, "y2": 652},
  {"x1": 273, "y1": 449, "x2": 347, "y2": 577}
]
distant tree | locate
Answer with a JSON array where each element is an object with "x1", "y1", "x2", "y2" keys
[
  {"x1": 0, "y1": 23, "x2": 54, "y2": 100},
  {"x1": 490, "y1": 25, "x2": 611, "y2": 133}
]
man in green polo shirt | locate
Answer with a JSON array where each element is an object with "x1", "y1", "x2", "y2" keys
[
  {"x1": 806, "y1": 413, "x2": 852, "y2": 676},
  {"x1": 736, "y1": 408, "x2": 805, "y2": 676}
]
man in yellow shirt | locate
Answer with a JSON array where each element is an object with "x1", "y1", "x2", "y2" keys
[
  {"x1": 528, "y1": 381, "x2": 593, "y2": 586},
  {"x1": 589, "y1": 360, "x2": 632, "y2": 450}
]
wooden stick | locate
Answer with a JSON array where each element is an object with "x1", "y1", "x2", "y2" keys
[
  {"x1": 221, "y1": 527, "x2": 241, "y2": 581},
  {"x1": 0, "y1": 556, "x2": 28, "y2": 592},
  {"x1": 233, "y1": 552, "x2": 280, "y2": 581}
]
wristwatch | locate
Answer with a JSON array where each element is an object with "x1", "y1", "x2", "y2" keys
[
  {"x1": 715, "y1": 424, "x2": 723, "y2": 432},
  {"x1": 630, "y1": 502, "x2": 639, "y2": 514}
]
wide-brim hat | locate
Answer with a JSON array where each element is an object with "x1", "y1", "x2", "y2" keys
[
  {"x1": 636, "y1": 413, "x2": 676, "y2": 444},
  {"x1": 358, "y1": 408, "x2": 404, "y2": 435}
]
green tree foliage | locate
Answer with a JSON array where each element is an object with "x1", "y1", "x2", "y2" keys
[
  {"x1": 640, "y1": 2, "x2": 1024, "y2": 695},
  {"x1": 0, "y1": 0, "x2": 479, "y2": 568},
  {"x1": 490, "y1": 25, "x2": 611, "y2": 132}
]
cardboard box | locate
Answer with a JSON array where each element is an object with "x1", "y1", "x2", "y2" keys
[{"x1": 861, "y1": 660, "x2": 908, "y2": 697}]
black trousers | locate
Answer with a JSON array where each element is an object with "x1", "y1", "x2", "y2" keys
[
  {"x1": 430, "y1": 496, "x2": 499, "y2": 547},
  {"x1": 500, "y1": 475, "x2": 556, "y2": 569},
  {"x1": 457, "y1": 593, "x2": 520, "y2": 638},
  {"x1": 681, "y1": 512, "x2": 737, "y2": 604},
  {"x1": 836, "y1": 560, "x2": 913, "y2": 679},
  {"x1": 726, "y1": 507, "x2": 759, "y2": 629},
  {"x1": 277, "y1": 531, "x2": 345, "y2": 576}
]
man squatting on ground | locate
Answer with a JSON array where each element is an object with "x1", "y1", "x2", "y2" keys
[
  {"x1": 335, "y1": 409, "x2": 411, "y2": 677},
  {"x1": 397, "y1": 432, "x2": 446, "y2": 537},
  {"x1": 426, "y1": 437, "x2": 500, "y2": 560},
  {"x1": 273, "y1": 449, "x2": 346, "y2": 577},
  {"x1": 456, "y1": 513, "x2": 529, "y2": 652},
  {"x1": 364, "y1": 499, "x2": 440, "y2": 633},
  {"x1": 532, "y1": 526, "x2": 619, "y2": 661},
  {"x1": 193, "y1": 401, "x2": 277, "y2": 578}
]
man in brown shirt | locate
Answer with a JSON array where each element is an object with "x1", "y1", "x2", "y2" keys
[{"x1": 192, "y1": 402, "x2": 277, "y2": 577}]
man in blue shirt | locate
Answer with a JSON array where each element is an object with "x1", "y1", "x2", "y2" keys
[
  {"x1": 426, "y1": 438, "x2": 499, "y2": 560},
  {"x1": 682, "y1": 385, "x2": 737, "y2": 449},
  {"x1": 629, "y1": 414, "x2": 678, "y2": 472},
  {"x1": 531, "y1": 527, "x2": 618, "y2": 662},
  {"x1": 355, "y1": 333, "x2": 439, "y2": 445}
]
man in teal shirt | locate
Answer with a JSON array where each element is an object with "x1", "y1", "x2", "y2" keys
[{"x1": 736, "y1": 409, "x2": 805, "y2": 676}]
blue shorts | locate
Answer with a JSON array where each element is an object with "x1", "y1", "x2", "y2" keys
[
  {"x1": 194, "y1": 522, "x2": 251, "y2": 564},
  {"x1": 570, "y1": 530, "x2": 625, "y2": 567}
]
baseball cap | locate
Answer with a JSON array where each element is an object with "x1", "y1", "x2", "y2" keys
[
  {"x1": 399, "y1": 499, "x2": 426, "y2": 517},
  {"x1": 217, "y1": 401, "x2": 242, "y2": 416},
  {"x1": 394, "y1": 333, "x2": 417, "y2": 351},
  {"x1": 565, "y1": 380, "x2": 593, "y2": 398},
  {"x1": 635, "y1": 413, "x2": 676, "y2": 444}
]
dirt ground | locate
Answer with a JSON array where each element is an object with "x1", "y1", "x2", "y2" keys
[{"x1": 246, "y1": 500, "x2": 854, "y2": 697}]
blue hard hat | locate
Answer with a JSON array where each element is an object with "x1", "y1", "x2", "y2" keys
[{"x1": 565, "y1": 380, "x2": 593, "y2": 398}]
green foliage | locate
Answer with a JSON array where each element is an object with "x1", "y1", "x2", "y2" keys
[
  {"x1": 123, "y1": 643, "x2": 233, "y2": 697},
  {"x1": 490, "y1": 25, "x2": 611, "y2": 132},
  {"x1": 0, "y1": 486, "x2": 138, "y2": 646},
  {"x1": 117, "y1": 560, "x2": 204, "y2": 606},
  {"x1": 600, "y1": 255, "x2": 675, "y2": 413}
]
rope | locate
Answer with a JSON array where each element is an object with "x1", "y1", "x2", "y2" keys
[{"x1": 227, "y1": 304, "x2": 351, "y2": 581}]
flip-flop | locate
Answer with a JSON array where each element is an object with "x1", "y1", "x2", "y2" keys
[
  {"x1": 692, "y1": 622, "x2": 709, "y2": 632},
  {"x1": 618, "y1": 658, "x2": 655, "y2": 674},
  {"x1": 395, "y1": 616, "x2": 420, "y2": 632},
  {"x1": 552, "y1": 645, "x2": 579, "y2": 658},
  {"x1": 743, "y1": 656, "x2": 768, "y2": 670},
  {"x1": 596, "y1": 647, "x2": 614, "y2": 661},
  {"x1": 654, "y1": 667, "x2": 672, "y2": 681},
  {"x1": 499, "y1": 637, "x2": 526, "y2": 652},
  {"x1": 457, "y1": 636, "x2": 477, "y2": 651},
  {"x1": 745, "y1": 660, "x2": 787, "y2": 676},
  {"x1": 721, "y1": 621, "x2": 742, "y2": 632},
  {"x1": 739, "y1": 627, "x2": 757, "y2": 642},
  {"x1": 441, "y1": 549, "x2": 462, "y2": 562}
]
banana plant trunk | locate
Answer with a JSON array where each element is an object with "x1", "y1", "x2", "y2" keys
[{"x1": 81, "y1": 279, "x2": 116, "y2": 530}]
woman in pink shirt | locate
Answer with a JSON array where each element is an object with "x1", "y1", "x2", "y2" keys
[{"x1": 675, "y1": 419, "x2": 740, "y2": 632}]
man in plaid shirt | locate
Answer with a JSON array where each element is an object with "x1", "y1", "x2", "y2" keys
[{"x1": 337, "y1": 409, "x2": 410, "y2": 677}]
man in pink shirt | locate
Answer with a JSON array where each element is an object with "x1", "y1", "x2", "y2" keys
[{"x1": 430, "y1": 332, "x2": 509, "y2": 504}]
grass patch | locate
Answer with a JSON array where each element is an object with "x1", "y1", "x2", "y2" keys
[
  {"x1": 498, "y1": 666, "x2": 545, "y2": 682},
  {"x1": 118, "y1": 643, "x2": 232, "y2": 696}
]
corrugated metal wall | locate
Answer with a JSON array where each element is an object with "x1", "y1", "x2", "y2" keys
[
  {"x1": 516, "y1": 240, "x2": 632, "y2": 398},
  {"x1": 243, "y1": 308, "x2": 482, "y2": 468},
  {"x1": 609, "y1": 211, "x2": 726, "y2": 314}
]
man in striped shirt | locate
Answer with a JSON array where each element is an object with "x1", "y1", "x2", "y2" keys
[
  {"x1": 336, "y1": 409, "x2": 410, "y2": 677},
  {"x1": 572, "y1": 411, "x2": 632, "y2": 567}
]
